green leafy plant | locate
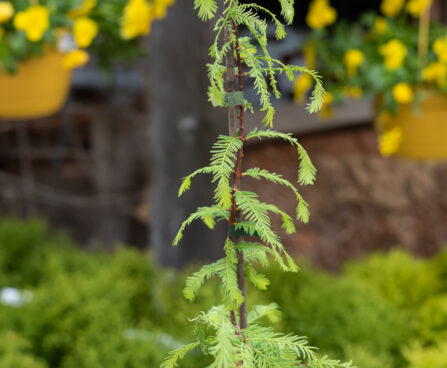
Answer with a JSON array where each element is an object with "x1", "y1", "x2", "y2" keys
[
  {"x1": 0, "y1": 332, "x2": 48, "y2": 368},
  {"x1": 292, "y1": 0, "x2": 447, "y2": 158},
  {"x1": 264, "y1": 265, "x2": 409, "y2": 368},
  {"x1": 404, "y1": 340, "x2": 447, "y2": 368},
  {"x1": 296, "y1": 0, "x2": 447, "y2": 115},
  {"x1": 1, "y1": 218, "x2": 447, "y2": 367},
  {"x1": 162, "y1": 1, "x2": 353, "y2": 367},
  {"x1": 0, "y1": 0, "x2": 175, "y2": 73}
]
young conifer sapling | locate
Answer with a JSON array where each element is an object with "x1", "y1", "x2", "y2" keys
[{"x1": 162, "y1": 1, "x2": 355, "y2": 367}]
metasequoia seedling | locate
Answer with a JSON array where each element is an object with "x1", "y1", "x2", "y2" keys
[{"x1": 162, "y1": 1, "x2": 354, "y2": 367}]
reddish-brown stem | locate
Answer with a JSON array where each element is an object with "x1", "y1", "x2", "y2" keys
[
  {"x1": 229, "y1": 20, "x2": 246, "y2": 227},
  {"x1": 230, "y1": 20, "x2": 248, "y2": 331},
  {"x1": 223, "y1": 2, "x2": 248, "y2": 332},
  {"x1": 230, "y1": 310, "x2": 246, "y2": 342}
]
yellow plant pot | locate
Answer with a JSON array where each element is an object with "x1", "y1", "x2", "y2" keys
[
  {"x1": 376, "y1": 93, "x2": 447, "y2": 160},
  {"x1": 0, "y1": 50, "x2": 71, "y2": 120}
]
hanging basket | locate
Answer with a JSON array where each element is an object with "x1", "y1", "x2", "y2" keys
[
  {"x1": 376, "y1": 93, "x2": 447, "y2": 160},
  {"x1": 0, "y1": 50, "x2": 71, "y2": 120}
]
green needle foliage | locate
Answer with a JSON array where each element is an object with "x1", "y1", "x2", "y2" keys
[{"x1": 162, "y1": 1, "x2": 354, "y2": 367}]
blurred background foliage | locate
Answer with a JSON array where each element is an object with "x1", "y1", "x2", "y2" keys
[{"x1": 0, "y1": 219, "x2": 446, "y2": 368}]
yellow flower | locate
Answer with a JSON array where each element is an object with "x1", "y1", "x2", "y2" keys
[
  {"x1": 381, "y1": 0, "x2": 405, "y2": 17},
  {"x1": 157, "y1": 0, "x2": 175, "y2": 5},
  {"x1": 0, "y1": 2, "x2": 13, "y2": 24},
  {"x1": 121, "y1": 0, "x2": 153, "y2": 40},
  {"x1": 322, "y1": 92, "x2": 334, "y2": 106},
  {"x1": 379, "y1": 127, "x2": 402, "y2": 156},
  {"x1": 380, "y1": 39, "x2": 407, "y2": 70},
  {"x1": 68, "y1": 0, "x2": 96, "y2": 18},
  {"x1": 63, "y1": 49, "x2": 89, "y2": 69},
  {"x1": 374, "y1": 16, "x2": 387, "y2": 34},
  {"x1": 293, "y1": 73, "x2": 313, "y2": 103},
  {"x1": 344, "y1": 49, "x2": 365, "y2": 77},
  {"x1": 153, "y1": 4, "x2": 168, "y2": 19},
  {"x1": 153, "y1": 0, "x2": 175, "y2": 18},
  {"x1": 14, "y1": 5, "x2": 50, "y2": 42},
  {"x1": 392, "y1": 83, "x2": 414, "y2": 104},
  {"x1": 73, "y1": 17, "x2": 98, "y2": 48},
  {"x1": 434, "y1": 36, "x2": 447, "y2": 63},
  {"x1": 422, "y1": 62, "x2": 447, "y2": 87},
  {"x1": 406, "y1": 0, "x2": 432, "y2": 17},
  {"x1": 319, "y1": 92, "x2": 334, "y2": 118},
  {"x1": 306, "y1": 0, "x2": 337, "y2": 30},
  {"x1": 343, "y1": 86, "x2": 363, "y2": 99}
]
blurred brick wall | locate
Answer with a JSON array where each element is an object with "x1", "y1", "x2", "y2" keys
[
  {"x1": 245, "y1": 125, "x2": 447, "y2": 269},
  {"x1": 1, "y1": 68, "x2": 446, "y2": 266}
]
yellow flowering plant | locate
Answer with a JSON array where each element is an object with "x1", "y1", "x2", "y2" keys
[
  {"x1": 297, "y1": 0, "x2": 447, "y2": 115},
  {"x1": 0, "y1": 0, "x2": 174, "y2": 73},
  {"x1": 295, "y1": 0, "x2": 447, "y2": 156}
]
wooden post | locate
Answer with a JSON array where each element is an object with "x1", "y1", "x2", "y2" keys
[{"x1": 149, "y1": 1, "x2": 226, "y2": 268}]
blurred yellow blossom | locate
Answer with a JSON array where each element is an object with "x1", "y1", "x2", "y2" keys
[
  {"x1": 154, "y1": 0, "x2": 175, "y2": 18},
  {"x1": 380, "y1": 39, "x2": 407, "y2": 70},
  {"x1": 319, "y1": 92, "x2": 334, "y2": 118},
  {"x1": 0, "y1": 2, "x2": 13, "y2": 24},
  {"x1": 121, "y1": 0, "x2": 153, "y2": 40},
  {"x1": 14, "y1": 5, "x2": 50, "y2": 42},
  {"x1": 406, "y1": 0, "x2": 432, "y2": 17},
  {"x1": 379, "y1": 127, "x2": 402, "y2": 156},
  {"x1": 63, "y1": 49, "x2": 89, "y2": 69},
  {"x1": 374, "y1": 17, "x2": 387, "y2": 34},
  {"x1": 306, "y1": 0, "x2": 337, "y2": 30},
  {"x1": 73, "y1": 17, "x2": 98, "y2": 48},
  {"x1": 434, "y1": 36, "x2": 447, "y2": 63},
  {"x1": 68, "y1": 0, "x2": 96, "y2": 18},
  {"x1": 422, "y1": 62, "x2": 447, "y2": 87},
  {"x1": 344, "y1": 49, "x2": 365, "y2": 77},
  {"x1": 153, "y1": 0, "x2": 175, "y2": 20},
  {"x1": 153, "y1": 3, "x2": 168, "y2": 19},
  {"x1": 381, "y1": 0, "x2": 405, "y2": 17},
  {"x1": 293, "y1": 73, "x2": 313, "y2": 103},
  {"x1": 343, "y1": 86, "x2": 363, "y2": 99},
  {"x1": 392, "y1": 82, "x2": 414, "y2": 104}
]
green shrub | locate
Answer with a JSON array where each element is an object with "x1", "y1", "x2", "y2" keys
[
  {"x1": 416, "y1": 296, "x2": 447, "y2": 344},
  {"x1": 12, "y1": 250, "x2": 166, "y2": 367},
  {"x1": 342, "y1": 344, "x2": 394, "y2": 368},
  {"x1": 264, "y1": 265, "x2": 409, "y2": 367},
  {"x1": 404, "y1": 341, "x2": 447, "y2": 368},
  {"x1": 0, "y1": 219, "x2": 446, "y2": 368},
  {"x1": 0, "y1": 219, "x2": 94, "y2": 288},
  {"x1": 0, "y1": 219, "x2": 57, "y2": 287},
  {"x1": 0, "y1": 331, "x2": 47, "y2": 368},
  {"x1": 0, "y1": 220, "x2": 211, "y2": 367},
  {"x1": 345, "y1": 250, "x2": 441, "y2": 309},
  {"x1": 432, "y1": 247, "x2": 447, "y2": 292}
]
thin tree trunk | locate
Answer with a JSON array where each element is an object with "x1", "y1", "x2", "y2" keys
[{"x1": 223, "y1": 0, "x2": 248, "y2": 330}]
